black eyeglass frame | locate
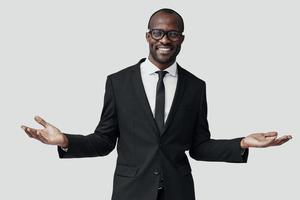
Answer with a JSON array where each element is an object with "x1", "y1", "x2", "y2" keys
[{"x1": 148, "y1": 29, "x2": 184, "y2": 42}]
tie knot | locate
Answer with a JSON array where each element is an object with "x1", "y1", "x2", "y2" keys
[{"x1": 156, "y1": 70, "x2": 168, "y2": 80}]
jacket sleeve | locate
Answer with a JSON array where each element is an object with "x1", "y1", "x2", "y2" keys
[
  {"x1": 189, "y1": 82, "x2": 248, "y2": 163},
  {"x1": 58, "y1": 75, "x2": 119, "y2": 158}
]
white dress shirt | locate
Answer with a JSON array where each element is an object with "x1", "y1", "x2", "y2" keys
[
  {"x1": 61, "y1": 59, "x2": 178, "y2": 152},
  {"x1": 140, "y1": 58, "x2": 178, "y2": 122}
]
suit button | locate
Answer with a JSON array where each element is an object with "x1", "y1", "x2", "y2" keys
[{"x1": 153, "y1": 170, "x2": 160, "y2": 175}]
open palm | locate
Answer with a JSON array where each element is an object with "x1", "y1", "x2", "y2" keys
[
  {"x1": 21, "y1": 116, "x2": 67, "y2": 146},
  {"x1": 241, "y1": 132, "x2": 292, "y2": 148}
]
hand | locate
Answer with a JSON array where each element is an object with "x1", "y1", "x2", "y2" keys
[
  {"x1": 21, "y1": 116, "x2": 68, "y2": 147},
  {"x1": 240, "y1": 132, "x2": 292, "y2": 148}
]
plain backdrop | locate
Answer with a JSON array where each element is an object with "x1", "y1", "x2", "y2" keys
[{"x1": 1, "y1": 1, "x2": 299, "y2": 199}]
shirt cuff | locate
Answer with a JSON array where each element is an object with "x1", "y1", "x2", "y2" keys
[
  {"x1": 241, "y1": 148, "x2": 246, "y2": 156},
  {"x1": 60, "y1": 146, "x2": 68, "y2": 152}
]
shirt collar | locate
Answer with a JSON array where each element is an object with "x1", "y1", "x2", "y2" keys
[{"x1": 142, "y1": 58, "x2": 177, "y2": 77}]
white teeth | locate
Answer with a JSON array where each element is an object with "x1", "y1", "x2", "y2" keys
[
  {"x1": 158, "y1": 47, "x2": 171, "y2": 50},
  {"x1": 158, "y1": 47, "x2": 172, "y2": 54}
]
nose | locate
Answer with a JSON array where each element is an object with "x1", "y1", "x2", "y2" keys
[{"x1": 159, "y1": 34, "x2": 171, "y2": 44}]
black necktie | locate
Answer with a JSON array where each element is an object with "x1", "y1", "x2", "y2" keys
[{"x1": 155, "y1": 71, "x2": 168, "y2": 134}]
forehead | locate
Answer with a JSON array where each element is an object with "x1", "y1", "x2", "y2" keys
[{"x1": 149, "y1": 13, "x2": 181, "y2": 31}]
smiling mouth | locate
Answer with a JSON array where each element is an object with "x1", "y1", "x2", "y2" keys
[{"x1": 157, "y1": 46, "x2": 173, "y2": 54}]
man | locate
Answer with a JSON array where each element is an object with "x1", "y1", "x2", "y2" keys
[{"x1": 21, "y1": 8, "x2": 292, "y2": 200}]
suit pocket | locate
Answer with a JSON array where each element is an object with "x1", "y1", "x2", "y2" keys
[{"x1": 115, "y1": 164, "x2": 139, "y2": 178}]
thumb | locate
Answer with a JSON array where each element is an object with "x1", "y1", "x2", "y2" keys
[
  {"x1": 263, "y1": 131, "x2": 278, "y2": 138},
  {"x1": 265, "y1": 136, "x2": 277, "y2": 141},
  {"x1": 34, "y1": 115, "x2": 49, "y2": 128}
]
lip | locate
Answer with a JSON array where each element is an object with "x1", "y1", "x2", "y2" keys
[
  {"x1": 156, "y1": 46, "x2": 173, "y2": 54},
  {"x1": 157, "y1": 45, "x2": 173, "y2": 49}
]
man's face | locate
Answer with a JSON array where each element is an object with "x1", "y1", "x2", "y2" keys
[{"x1": 146, "y1": 13, "x2": 184, "y2": 68}]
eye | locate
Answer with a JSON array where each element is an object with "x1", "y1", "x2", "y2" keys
[
  {"x1": 168, "y1": 31, "x2": 180, "y2": 38},
  {"x1": 151, "y1": 30, "x2": 164, "y2": 38}
]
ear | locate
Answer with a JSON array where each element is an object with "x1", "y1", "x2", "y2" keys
[
  {"x1": 180, "y1": 35, "x2": 185, "y2": 43},
  {"x1": 146, "y1": 32, "x2": 151, "y2": 42}
]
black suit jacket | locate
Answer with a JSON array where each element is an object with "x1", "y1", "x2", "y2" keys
[{"x1": 58, "y1": 58, "x2": 248, "y2": 200}]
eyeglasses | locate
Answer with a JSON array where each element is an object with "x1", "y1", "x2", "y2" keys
[{"x1": 148, "y1": 29, "x2": 183, "y2": 42}]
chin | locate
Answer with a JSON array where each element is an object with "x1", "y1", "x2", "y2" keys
[
  {"x1": 149, "y1": 51, "x2": 176, "y2": 66},
  {"x1": 156, "y1": 56, "x2": 175, "y2": 65}
]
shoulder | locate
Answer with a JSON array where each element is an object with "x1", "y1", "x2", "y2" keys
[
  {"x1": 104, "y1": 58, "x2": 145, "y2": 88},
  {"x1": 107, "y1": 65, "x2": 135, "y2": 79},
  {"x1": 107, "y1": 58, "x2": 144, "y2": 80},
  {"x1": 178, "y1": 64, "x2": 206, "y2": 87}
]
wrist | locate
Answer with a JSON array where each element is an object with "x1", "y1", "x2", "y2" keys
[
  {"x1": 240, "y1": 138, "x2": 248, "y2": 149},
  {"x1": 59, "y1": 133, "x2": 69, "y2": 148}
]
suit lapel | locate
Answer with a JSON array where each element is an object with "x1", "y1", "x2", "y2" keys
[
  {"x1": 131, "y1": 59, "x2": 159, "y2": 135},
  {"x1": 131, "y1": 59, "x2": 187, "y2": 137},
  {"x1": 161, "y1": 64, "x2": 186, "y2": 136}
]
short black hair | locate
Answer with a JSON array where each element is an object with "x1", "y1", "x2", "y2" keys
[{"x1": 147, "y1": 8, "x2": 184, "y2": 32}]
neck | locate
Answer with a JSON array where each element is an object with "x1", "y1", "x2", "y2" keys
[{"x1": 148, "y1": 56, "x2": 175, "y2": 71}]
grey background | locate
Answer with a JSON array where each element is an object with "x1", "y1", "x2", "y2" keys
[{"x1": 1, "y1": 0, "x2": 299, "y2": 199}]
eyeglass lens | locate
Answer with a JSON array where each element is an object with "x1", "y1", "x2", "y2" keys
[{"x1": 150, "y1": 29, "x2": 181, "y2": 41}]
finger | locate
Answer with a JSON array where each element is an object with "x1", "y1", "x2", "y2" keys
[
  {"x1": 271, "y1": 139, "x2": 287, "y2": 146},
  {"x1": 265, "y1": 135, "x2": 277, "y2": 140},
  {"x1": 287, "y1": 135, "x2": 293, "y2": 140},
  {"x1": 21, "y1": 125, "x2": 30, "y2": 131},
  {"x1": 272, "y1": 136, "x2": 292, "y2": 146},
  {"x1": 29, "y1": 128, "x2": 40, "y2": 139},
  {"x1": 262, "y1": 139, "x2": 276, "y2": 147},
  {"x1": 22, "y1": 126, "x2": 38, "y2": 138},
  {"x1": 263, "y1": 132, "x2": 278, "y2": 138},
  {"x1": 22, "y1": 126, "x2": 34, "y2": 138},
  {"x1": 258, "y1": 135, "x2": 278, "y2": 147},
  {"x1": 37, "y1": 130, "x2": 49, "y2": 144},
  {"x1": 34, "y1": 115, "x2": 49, "y2": 128},
  {"x1": 277, "y1": 138, "x2": 291, "y2": 146}
]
